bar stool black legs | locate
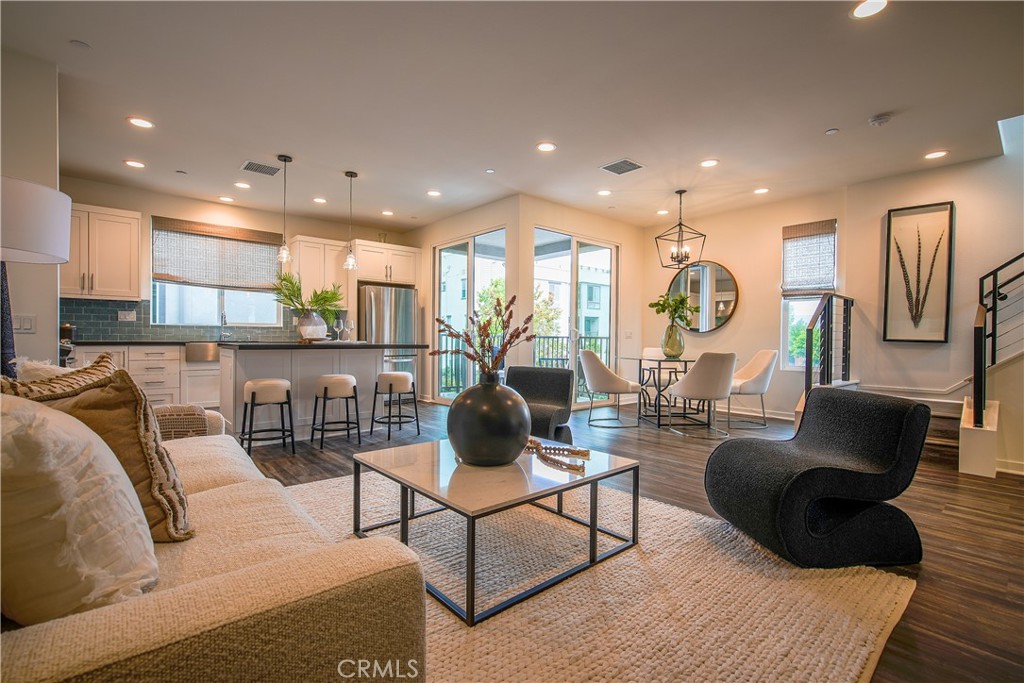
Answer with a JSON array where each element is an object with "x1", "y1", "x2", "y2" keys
[
  {"x1": 369, "y1": 372, "x2": 419, "y2": 440},
  {"x1": 310, "y1": 373, "x2": 362, "y2": 449},
  {"x1": 240, "y1": 379, "x2": 296, "y2": 455}
]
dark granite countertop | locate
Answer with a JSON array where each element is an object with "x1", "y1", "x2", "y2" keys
[{"x1": 218, "y1": 342, "x2": 428, "y2": 351}]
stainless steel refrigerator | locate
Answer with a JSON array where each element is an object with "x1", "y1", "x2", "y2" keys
[{"x1": 358, "y1": 284, "x2": 419, "y2": 380}]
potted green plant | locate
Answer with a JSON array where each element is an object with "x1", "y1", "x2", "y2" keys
[
  {"x1": 649, "y1": 292, "x2": 700, "y2": 358},
  {"x1": 271, "y1": 272, "x2": 344, "y2": 341}
]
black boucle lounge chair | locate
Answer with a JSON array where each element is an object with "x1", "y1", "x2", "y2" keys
[
  {"x1": 705, "y1": 387, "x2": 930, "y2": 568},
  {"x1": 505, "y1": 366, "x2": 575, "y2": 445}
]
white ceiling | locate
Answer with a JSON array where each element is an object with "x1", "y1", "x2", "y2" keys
[{"x1": 2, "y1": 2, "x2": 1021, "y2": 232}]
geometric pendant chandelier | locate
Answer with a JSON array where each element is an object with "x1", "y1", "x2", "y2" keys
[{"x1": 654, "y1": 189, "x2": 706, "y2": 269}]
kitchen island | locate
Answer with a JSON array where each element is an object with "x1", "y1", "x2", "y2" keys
[{"x1": 218, "y1": 342, "x2": 428, "y2": 437}]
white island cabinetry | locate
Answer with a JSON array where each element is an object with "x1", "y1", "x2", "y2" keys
[{"x1": 218, "y1": 343, "x2": 425, "y2": 436}]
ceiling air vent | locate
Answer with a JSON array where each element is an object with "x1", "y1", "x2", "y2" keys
[
  {"x1": 240, "y1": 160, "x2": 281, "y2": 176},
  {"x1": 600, "y1": 158, "x2": 644, "y2": 175}
]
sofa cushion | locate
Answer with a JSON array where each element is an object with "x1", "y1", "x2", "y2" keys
[
  {"x1": 1, "y1": 352, "x2": 117, "y2": 397},
  {"x1": 164, "y1": 434, "x2": 265, "y2": 494},
  {"x1": 152, "y1": 479, "x2": 332, "y2": 590},
  {"x1": 0, "y1": 395, "x2": 159, "y2": 626},
  {"x1": 4, "y1": 369, "x2": 193, "y2": 543}
]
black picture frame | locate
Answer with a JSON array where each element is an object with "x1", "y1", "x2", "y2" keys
[{"x1": 883, "y1": 201, "x2": 955, "y2": 343}]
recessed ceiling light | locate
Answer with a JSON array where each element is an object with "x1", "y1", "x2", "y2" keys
[
  {"x1": 233, "y1": 182, "x2": 251, "y2": 189},
  {"x1": 657, "y1": 210, "x2": 670, "y2": 215},
  {"x1": 426, "y1": 190, "x2": 441, "y2": 197},
  {"x1": 127, "y1": 117, "x2": 154, "y2": 129},
  {"x1": 597, "y1": 189, "x2": 612, "y2": 196},
  {"x1": 924, "y1": 150, "x2": 948, "y2": 159},
  {"x1": 700, "y1": 159, "x2": 719, "y2": 168},
  {"x1": 754, "y1": 188, "x2": 770, "y2": 195},
  {"x1": 851, "y1": 0, "x2": 887, "y2": 19},
  {"x1": 485, "y1": 168, "x2": 495, "y2": 174},
  {"x1": 218, "y1": 196, "x2": 234, "y2": 202},
  {"x1": 825, "y1": 128, "x2": 840, "y2": 136},
  {"x1": 382, "y1": 210, "x2": 394, "y2": 216},
  {"x1": 536, "y1": 141, "x2": 557, "y2": 152},
  {"x1": 124, "y1": 160, "x2": 145, "y2": 168},
  {"x1": 313, "y1": 197, "x2": 327, "y2": 204}
]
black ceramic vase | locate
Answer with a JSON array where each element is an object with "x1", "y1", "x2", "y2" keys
[{"x1": 447, "y1": 372, "x2": 531, "y2": 466}]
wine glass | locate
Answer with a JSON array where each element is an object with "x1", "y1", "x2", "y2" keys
[
  {"x1": 345, "y1": 319, "x2": 356, "y2": 341},
  {"x1": 333, "y1": 316, "x2": 343, "y2": 341}
]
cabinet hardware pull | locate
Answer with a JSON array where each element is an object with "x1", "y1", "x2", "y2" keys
[
  {"x1": 80, "y1": 273, "x2": 85, "y2": 292},
  {"x1": 145, "y1": 366, "x2": 164, "y2": 370},
  {"x1": 144, "y1": 352, "x2": 165, "y2": 356},
  {"x1": 143, "y1": 381, "x2": 164, "y2": 385},
  {"x1": 90, "y1": 274, "x2": 94, "y2": 291}
]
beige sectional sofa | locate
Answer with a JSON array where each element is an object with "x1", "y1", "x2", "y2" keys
[{"x1": 2, "y1": 431, "x2": 427, "y2": 683}]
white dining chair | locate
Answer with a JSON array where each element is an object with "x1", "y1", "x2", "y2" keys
[
  {"x1": 727, "y1": 349, "x2": 778, "y2": 429},
  {"x1": 665, "y1": 352, "x2": 737, "y2": 438},
  {"x1": 579, "y1": 349, "x2": 642, "y2": 428}
]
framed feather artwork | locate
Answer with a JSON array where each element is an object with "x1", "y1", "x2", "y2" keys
[{"x1": 883, "y1": 201, "x2": 955, "y2": 342}]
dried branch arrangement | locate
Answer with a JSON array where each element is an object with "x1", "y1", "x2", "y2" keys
[
  {"x1": 429, "y1": 295, "x2": 537, "y2": 375},
  {"x1": 894, "y1": 227, "x2": 944, "y2": 328}
]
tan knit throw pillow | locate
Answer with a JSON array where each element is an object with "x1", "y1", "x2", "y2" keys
[
  {"x1": 2, "y1": 367, "x2": 193, "y2": 542},
  {"x1": 1, "y1": 352, "x2": 118, "y2": 397},
  {"x1": 153, "y1": 404, "x2": 209, "y2": 440}
]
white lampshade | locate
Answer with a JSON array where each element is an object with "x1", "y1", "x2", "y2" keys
[{"x1": 1, "y1": 176, "x2": 72, "y2": 264}]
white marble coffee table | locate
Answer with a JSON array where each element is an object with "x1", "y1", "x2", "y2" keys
[{"x1": 353, "y1": 439, "x2": 639, "y2": 626}]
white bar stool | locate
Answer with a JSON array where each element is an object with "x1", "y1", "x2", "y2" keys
[
  {"x1": 240, "y1": 378, "x2": 295, "y2": 454},
  {"x1": 311, "y1": 374, "x2": 361, "y2": 448},
  {"x1": 370, "y1": 371, "x2": 419, "y2": 440}
]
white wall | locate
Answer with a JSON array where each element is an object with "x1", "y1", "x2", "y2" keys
[
  {"x1": 58, "y1": 175, "x2": 412, "y2": 300},
  {"x1": 643, "y1": 117, "x2": 1024, "y2": 419},
  {"x1": 1, "y1": 49, "x2": 61, "y2": 361}
]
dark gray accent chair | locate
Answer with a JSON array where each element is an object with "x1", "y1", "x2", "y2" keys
[
  {"x1": 704, "y1": 387, "x2": 929, "y2": 568},
  {"x1": 505, "y1": 366, "x2": 574, "y2": 445}
]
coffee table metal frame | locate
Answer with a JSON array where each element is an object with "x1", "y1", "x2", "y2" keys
[{"x1": 353, "y1": 455, "x2": 639, "y2": 626}]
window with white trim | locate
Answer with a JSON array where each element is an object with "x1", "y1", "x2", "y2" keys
[
  {"x1": 780, "y1": 219, "x2": 836, "y2": 370},
  {"x1": 150, "y1": 216, "x2": 282, "y2": 326}
]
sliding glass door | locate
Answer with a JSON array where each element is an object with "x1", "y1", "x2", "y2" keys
[
  {"x1": 434, "y1": 229, "x2": 507, "y2": 403},
  {"x1": 533, "y1": 228, "x2": 616, "y2": 405}
]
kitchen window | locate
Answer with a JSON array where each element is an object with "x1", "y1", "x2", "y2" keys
[
  {"x1": 780, "y1": 218, "x2": 836, "y2": 371},
  {"x1": 150, "y1": 216, "x2": 282, "y2": 326}
]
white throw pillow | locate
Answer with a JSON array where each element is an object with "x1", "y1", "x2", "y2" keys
[
  {"x1": 13, "y1": 357, "x2": 73, "y2": 382},
  {"x1": 0, "y1": 394, "x2": 159, "y2": 626}
]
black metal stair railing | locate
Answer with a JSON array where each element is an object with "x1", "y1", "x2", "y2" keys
[
  {"x1": 803, "y1": 294, "x2": 855, "y2": 395},
  {"x1": 973, "y1": 251, "x2": 1023, "y2": 427}
]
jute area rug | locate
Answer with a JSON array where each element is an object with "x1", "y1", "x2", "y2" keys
[{"x1": 288, "y1": 473, "x2": 914, "y2": 683}]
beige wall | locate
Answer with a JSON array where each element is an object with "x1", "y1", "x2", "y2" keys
[
  {"x1": 58, "y1": 175, "x2": 412, "y2": 299},
  {"x1": 407, "y1": 194, "x2": 646, "y2": 400},
  {"x1": 2, "y1": 49, "x2": 60, "y2": 361},
  {"x1": 643, "y1": 116, "x2": 1024, "y2": 419}
]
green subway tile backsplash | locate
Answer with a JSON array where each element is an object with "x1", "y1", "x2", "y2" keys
[{"x1": 58, "y1": 298, "x2": 328, "y2": 342}]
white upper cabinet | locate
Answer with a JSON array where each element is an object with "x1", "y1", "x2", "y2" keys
[
  {"x1": 350, "y1": 239, "x2": 419, "y2": 285},
  {"x1": 60, "y1": 204, "x2": 141, "y2": 300},
  {"x1": 287, "y1": 235, "x2": 349, "y2": 306}
]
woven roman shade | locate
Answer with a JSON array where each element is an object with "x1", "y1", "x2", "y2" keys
[
  {"x1": 151, "y1": 217, "x2": 280, "y2": 291},
  {"x1": 781, "y1": 219, "x2": 836, "y2": 296}
]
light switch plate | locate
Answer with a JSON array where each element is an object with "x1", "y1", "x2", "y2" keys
[
  {"x1": 118, "y1": 310, "x2": 137, "y2": 322},
  {"x1": 12, "y1": 315, "x2": 36, "y2": 333}
]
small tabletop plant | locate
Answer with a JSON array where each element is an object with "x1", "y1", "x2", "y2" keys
[
  {"x1": 271, "y1": 272, "x2": 344, "y2": 326},
  {"x1": 649, "y1": 292, "x2": 700, "y2": 328}
]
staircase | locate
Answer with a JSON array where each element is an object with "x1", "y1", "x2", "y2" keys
[{"x1": 960, "y1": 252, "x2": 1023, "y2": 477}]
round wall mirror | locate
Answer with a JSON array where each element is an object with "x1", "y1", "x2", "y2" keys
[{"x1": 666, "y1": 261, "x2": 738, "y2": 333}]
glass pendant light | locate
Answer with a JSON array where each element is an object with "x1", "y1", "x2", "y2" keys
[
  {"x1": 342, "y1": 170, "x2": 359, "y2": 270},
  {"x1": 277, "y1": 154, "x2": 292, "y2": 264}
]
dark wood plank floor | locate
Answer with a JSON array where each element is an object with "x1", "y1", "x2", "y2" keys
[{"x1": 250, "y1": 402, "x2": 1024, "y2": 683}]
